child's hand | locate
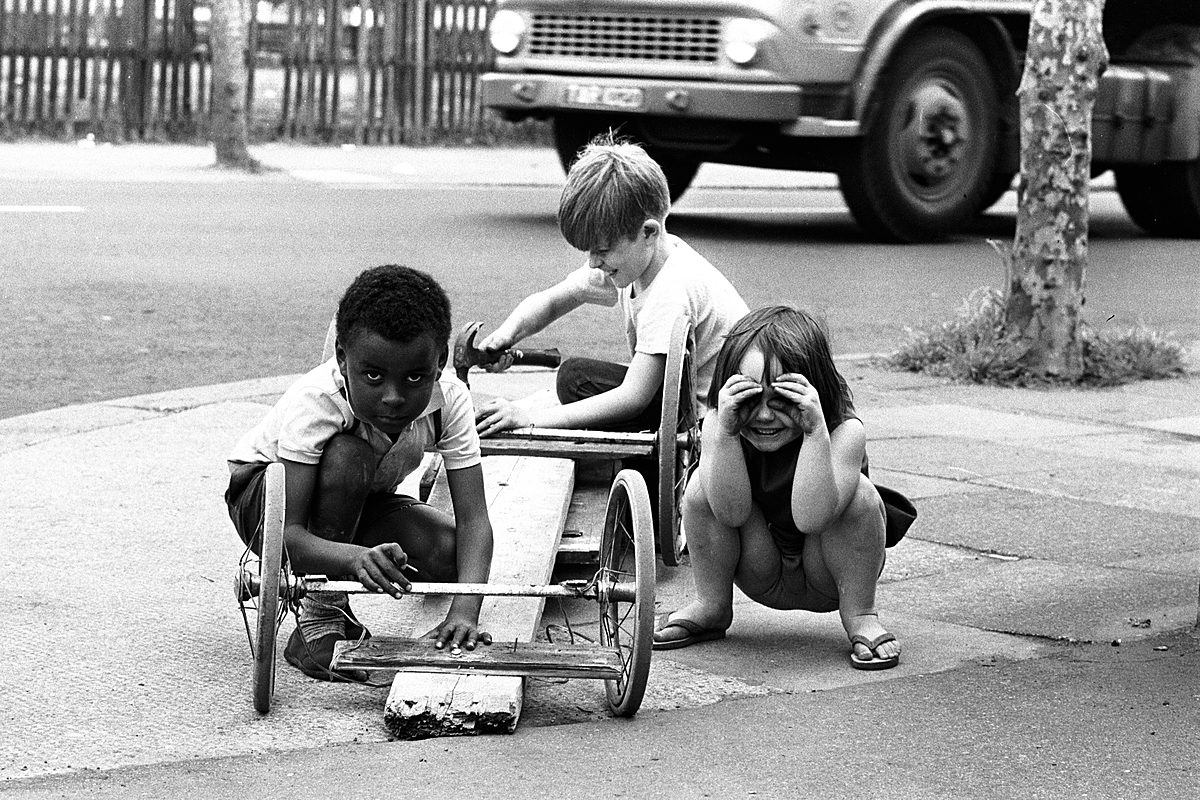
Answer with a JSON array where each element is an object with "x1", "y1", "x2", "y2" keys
[
  {"x1": 475, "y1": 398, "x2": 533, "y2": 437},
  {"x1": 771, "y1": 373, "x2": 824, "y2": 434},
  {"x1": 714, "y1": 373, "x2": 764, "y2": 436},
  {"x1": 349, "y1": 543, "x2": 412, "y2": 598},
  {"x1": 427, "y1": 614, "x2": 493, "y2": 652}
]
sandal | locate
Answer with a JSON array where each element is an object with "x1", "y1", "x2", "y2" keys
[{"x1": 849, "y1": 632, "x2": 900, "y2": 670}]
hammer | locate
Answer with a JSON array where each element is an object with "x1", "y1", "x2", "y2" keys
[{"x1": 452, "y1": 321, "x2": 562, "y2": 386}]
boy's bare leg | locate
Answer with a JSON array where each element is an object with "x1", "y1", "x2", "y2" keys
[
  {"x1": 804, "y1": 476, "x2": 899, "y2": 662},
  {"x1": 299, "y1": 434, "x2": 375, "y2": 642}
]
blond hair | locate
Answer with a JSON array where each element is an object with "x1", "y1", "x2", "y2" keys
[{"x1": 557, "y1": 132, "x2": 670, "y2": 250}]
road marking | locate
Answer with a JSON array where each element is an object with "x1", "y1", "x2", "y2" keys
[
  {"x1": 291, "y1": 169, "x2": 387, "y2": 183},
  {"x1": 674, "y1": 206, "x2": 848, "y2": 215},
  {"x1": 0, "y1": 205, "x2": 86, "y2": 213}
]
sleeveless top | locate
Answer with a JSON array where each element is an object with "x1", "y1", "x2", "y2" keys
[{"x1": 740, "y1": 413, "x2": 868, "y2": 547}]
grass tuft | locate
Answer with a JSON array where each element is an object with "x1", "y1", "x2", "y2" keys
[{"x1": 888, "y1": 287, "x2": 1190, "y2": 386}]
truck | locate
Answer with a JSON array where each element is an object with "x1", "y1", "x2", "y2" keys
[{"x1": 479, "y1": 0, "x2": 1200, "y2": 242}]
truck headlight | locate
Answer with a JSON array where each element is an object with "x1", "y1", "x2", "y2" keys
[
  {"x1": 489, "y1": 9, "x2": 526, "y2": 55},
  {"x1": 724, "y1": 18, "x2": 772, "y2": 66}
]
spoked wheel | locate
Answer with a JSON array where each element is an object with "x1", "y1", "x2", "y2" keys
[
  {"x1": 598, "y1": 469, "x2": 656, "y2": 717},
  {"x1": 234, "y1": 463, "x2": 288, "y2": 714},
  {"x1": 656, "y1": 315, "x2": 699, "y2": 566}
]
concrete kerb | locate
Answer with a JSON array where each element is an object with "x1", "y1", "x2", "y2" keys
[{"x1": 0, "y1": 140, "x2": 1119, "y2": 192}]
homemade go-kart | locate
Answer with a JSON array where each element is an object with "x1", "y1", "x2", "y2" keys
[
  {"x1": 235, "y1": 463, "x2": 656, "y2": 717},
  {"x1": 455, "y1": 315, "x2": 700, "y2": 566}
]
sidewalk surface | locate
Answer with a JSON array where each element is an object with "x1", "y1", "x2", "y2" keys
[{"x1": 0, "y1": 142, "x2": 1193, "y2": 798}]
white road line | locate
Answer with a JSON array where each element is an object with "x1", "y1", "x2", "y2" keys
[
  {"x1": 673, "y1": 206, "x2": 848, "y2": 215},
  {"x1": 291, "y1": 169, "x2": 387, "y2": 183},
  {"x1": 0, "y1": 205, "x2": 86, "y2": 213}
]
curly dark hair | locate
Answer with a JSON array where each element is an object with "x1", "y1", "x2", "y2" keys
[{"x1": 336, "y1": 264, "x2": 451, "y2": 350}]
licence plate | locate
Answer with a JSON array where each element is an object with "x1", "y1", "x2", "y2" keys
[{"x1": 563, "y1": 84, "x2": 645, "y2": 111}]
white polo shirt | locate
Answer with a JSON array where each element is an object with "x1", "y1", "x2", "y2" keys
[{"x1": 228, "y1": 358, "x2": 481, "y2": 493}]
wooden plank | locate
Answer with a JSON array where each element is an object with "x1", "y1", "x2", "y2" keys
[
  {"x1": 556, "y1": 474, "x2": 610, "y2": 564},
  {"x1": 479, "y1": 428, "x2": 655, "y2": 459},
  {"x1": 334, "y1": 636, "x2": 621, "y2": 680},
  {"x1": 383, "y1": 454, "x2": 574, "y2": 739}
]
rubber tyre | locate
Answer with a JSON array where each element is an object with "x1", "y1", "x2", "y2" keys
[
  {"x1": 1114, "y1": 163, "x2": 1200, "y2": 238},
  {"x1": 552, "y1": 114, "x2": 700, "y2": 202},
  {"x1": 656, "y1": 316, "x2": 698, "y2": 566},
  {"x1": 253, "y1": 463, "x2": 286, "y2": 714},
  {"x1": 839, "y1": 28, "x2": 999, "y2": 242},
  {"x1": 599, "y1": 469, "x2": 656, "y2": 717}
]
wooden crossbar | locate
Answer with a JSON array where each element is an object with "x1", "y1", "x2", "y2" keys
[
  {"x1": 334, "y1": 637, "x2": 622, "y2": 680},
  {"x1": 480, "y1": 428, "x2": 655, "y2": 459}
]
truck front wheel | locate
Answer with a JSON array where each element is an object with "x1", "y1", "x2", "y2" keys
[
  {"x1": 553, "y1": 115, "x2": 700, "y2": 202},
  {"x1": 1114, "y1": 163, "x2": 1200, "y2": 237},
  {"x1": 839, "y1": 29, "x2": 999, "y2": 242}
]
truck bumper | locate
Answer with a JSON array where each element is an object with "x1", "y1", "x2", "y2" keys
[{"x1": 482, "y1": 73, "x2": 802, "y2": 123}]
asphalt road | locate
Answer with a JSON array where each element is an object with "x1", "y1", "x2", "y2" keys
[{"x1": 2, "y1": 170, "x2": 1197, "y2": 420}]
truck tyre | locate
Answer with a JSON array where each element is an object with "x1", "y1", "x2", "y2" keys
[
  {"x1": 553, "y1": 115, "x2": 700, "y2": 202},
  {"x1": 839, "y1": 28, "x2": 999, "y2": 242},
  {"x1": 1114, "y1": 163, "x2": 1200, "y2": 237}
]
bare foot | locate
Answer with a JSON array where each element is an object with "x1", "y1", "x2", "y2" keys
[{"x1": 843, "y1": 612, "x2": 901, "y2": 663}]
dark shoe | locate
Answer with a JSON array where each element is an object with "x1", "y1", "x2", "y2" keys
[
  {"x1": 283, "y1": 627, "x2": 367, "y2": 683},
  {"x1": 652, "y1": 613, "x2": 728, "y2": 651}
]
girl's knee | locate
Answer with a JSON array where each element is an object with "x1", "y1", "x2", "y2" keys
[
  {"x1": 682, "y1": 477, "x2": 716, "y2": 523},
  {"x1": 843, "y1": 477, "x2": 885, "y2": 537}
]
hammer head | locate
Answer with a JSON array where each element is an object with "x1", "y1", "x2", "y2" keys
[{"x1": 452, "y1": 321, "x2": 487, "y2": 385}]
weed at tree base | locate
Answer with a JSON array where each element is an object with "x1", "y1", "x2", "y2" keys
[{"x1": 888, "y1": 287, "x2": 1189, "y2": 387}]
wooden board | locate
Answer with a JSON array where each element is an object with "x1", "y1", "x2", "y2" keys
[
  {"x1": 480, "y1": 427, "x2": 655, "y2": 459},
  {"x1": 382, "y1": 455, "x2": 575, "y2": 738},
  {"x1": 335, "y1": 636, "x2": 622, "y2": 679},
  {"x1": 556, "y1": 472, "x2": 611, "y2": 564}
]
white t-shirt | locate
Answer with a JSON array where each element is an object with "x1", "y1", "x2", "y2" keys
[
  {"x1": 228, "y1": 358, "x2": 481, "y2": 493},
  {"x1": 567, "y1": 234, "x2": 748, "y2": 413}
]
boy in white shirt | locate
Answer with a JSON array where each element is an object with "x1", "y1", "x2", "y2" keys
[
  {"x1": 474, "y1": 133, "x2": 748, "y2": 436},
  {"x1": 227, "y1": 265, "x2": 493, "y2": 681}
]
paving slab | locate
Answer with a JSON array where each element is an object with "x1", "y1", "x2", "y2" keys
[
  {"x1": 879, "y1": 559, "x2": 1196, "y2": 642},
  {"x1": 865, "y1": 404, "x2": 1119, "y2": 442},
  {"x1": 911, "y1": 489, "x2": 1199, "y2": 564},
  {"x1": 981, "y1": 460, "x2": 1200, "y2": 519},
  {"x1": 866, "y1": 435, "x2": 1083, "y2": 481}
]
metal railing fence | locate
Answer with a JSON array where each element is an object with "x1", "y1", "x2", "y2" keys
[{"x1": 0, "y1": 0, "x2": 496, "y2": 142}]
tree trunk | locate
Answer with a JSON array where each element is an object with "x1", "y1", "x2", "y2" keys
[
  {"x1": 1003, "y1": 0, "x2": 1108, "y2": 380},
  {"x1": 210, "y1": 0, "x2": 260, "y2": 170}
]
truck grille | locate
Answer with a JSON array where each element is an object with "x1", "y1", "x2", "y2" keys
[{"x1": 528, "y1": 13, "x2": 722, "y2": 63}]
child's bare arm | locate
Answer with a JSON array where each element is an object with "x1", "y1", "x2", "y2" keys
[
  {"x1": 542, "y1": 351, "x2": 665, "y2": 429},
  {"x1": 477, "y1": 275, "x2": 591, "y2": 354},
  {"x1": 788, "y1": 407, "x2": 866, "y2": 533},
  {"x1": 700, "y1": 373, "x2": 760, "y2": 526},
  {"x1": 280, "y1": 459, "x2": 412, "y2": 597},
  {"x1": 435, "y1": 464, "x2": 496, "y2": 650}
]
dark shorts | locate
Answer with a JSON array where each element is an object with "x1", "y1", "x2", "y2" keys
[
  {"x1": 739, "y1": 524, "x2": 842, "y2": 613},
  {"x1": 556, "y1": 356, "x2": 664, "y2": 433},
  {"x1": 224, "y1": 461, "x2": 423, "y2": 554}
]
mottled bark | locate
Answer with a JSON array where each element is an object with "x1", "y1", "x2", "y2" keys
[
  {"x1": 1004, "y1": 0, "x2": 1108, "y2": 380},
  {"x1": 210, "y1": 0, "x2": 260, "y2": 171}
]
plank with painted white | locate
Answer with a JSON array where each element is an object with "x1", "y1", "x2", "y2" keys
[{"x1": 381, "y1": 455, "x2": 575, "y2": 738}]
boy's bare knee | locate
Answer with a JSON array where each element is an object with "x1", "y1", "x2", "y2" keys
[
  {"x1": 319, "y1": 434, "x2": 376, "y2": 493},
  {"x1": 418, "y1": 531, "x2": 459, "y2": 582}
]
